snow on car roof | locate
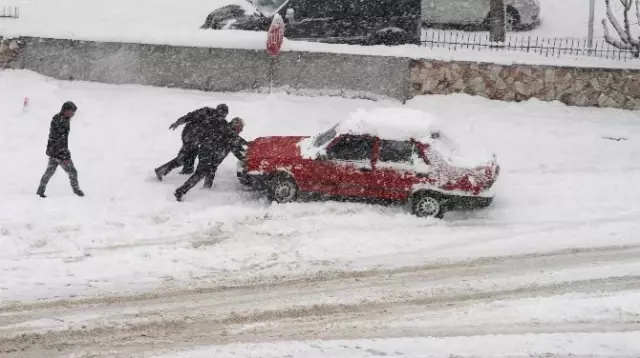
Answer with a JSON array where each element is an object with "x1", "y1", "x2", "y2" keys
[{"x1": 336, "y1": 108, "x2": 440, "y2": 142}]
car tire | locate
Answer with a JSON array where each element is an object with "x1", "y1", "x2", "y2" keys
[
  {"x1": 482, "y1": 6, "x2": 521, "y2": 32},
  {"x1": 368, "y1": 27, "x2": 412, "y2": 46},
  {"x1": 411, "y1": 192, "x2": 445, "y2": 219},
  {"x1": 201, "y1": 4, "x2": 247, "y2": 29},
  {"x1": 506, "y1": 7, "x2": 521, "y2": 31},
  {"x1": 269, "y1": 175, "x2": 299, "y2": 204}
]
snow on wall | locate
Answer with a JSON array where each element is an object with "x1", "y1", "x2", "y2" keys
[{"x1": 410, "y1": 60, "x2": 640, "y2": 110}]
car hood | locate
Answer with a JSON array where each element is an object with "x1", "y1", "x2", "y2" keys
[{"x1": 248, "y1": 136, "x2": 309, "y2": 159}]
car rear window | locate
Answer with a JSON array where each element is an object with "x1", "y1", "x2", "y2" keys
[
  {"x1": 378, "y1": 140, "x2": 414, "y2": 163},
  {"x1": 327, "y1": 135, "x2": 374, "y2": 161}
]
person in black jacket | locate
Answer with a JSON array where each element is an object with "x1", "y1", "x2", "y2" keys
[
  {"x1": 174, "y1": 117, "x2": 248, "y2": 202},
  {"x1": 154, "y1": 104, "x2": 228, "y2": 179},
  {"x1": 37, "y1": 101, "x2": 84, "y2": 198}
]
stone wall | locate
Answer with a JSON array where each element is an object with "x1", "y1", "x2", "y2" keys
[
  {"x1": 409, "y1": 60, "x2": 640, "y2": 110},
  {"x1": 0, "y1": 37, "x2": 23, "y2": 69},
  {"x1": 6, "y1": 37, "x2": 411, "y2": 101}
]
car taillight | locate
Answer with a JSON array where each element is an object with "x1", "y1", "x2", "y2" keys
[{"x1": 467, "y1": 174, "x2": 477, "y2": 186}]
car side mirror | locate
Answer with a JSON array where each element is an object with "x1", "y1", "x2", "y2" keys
[{"x1": 285, "y1": 8, "x2": 295, "y2": 23}]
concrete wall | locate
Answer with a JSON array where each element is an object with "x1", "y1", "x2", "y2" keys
[
  {"x1": 409, "y1": 59, "x2": 640, "y2": 110},
  {"x1": 6, "y1": 37, "x2": 411, "y2": 101}
]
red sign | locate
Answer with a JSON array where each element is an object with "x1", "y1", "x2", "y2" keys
[{"x1": 266, "y1": 14, "x2": 285, "y2": 57}]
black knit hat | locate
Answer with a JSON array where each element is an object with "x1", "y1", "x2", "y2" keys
[
  {"x1": 61, "y1": 101, "x2": 77, "y2": 112},
  {"x1": 216, "y1": 103, "x2": 229, "y2": 114}
]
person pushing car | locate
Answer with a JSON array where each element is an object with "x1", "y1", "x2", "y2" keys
[
  {"x1": 174, "y1": 116, "x2": 248, "y2": 202},
  {"x1": 155, "y1": 104, "x2": 229, "y2": 180}
]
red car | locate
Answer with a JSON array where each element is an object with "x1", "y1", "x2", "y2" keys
[{"x1": 237, "y1": 108, "x2": 500, "y2": 218}]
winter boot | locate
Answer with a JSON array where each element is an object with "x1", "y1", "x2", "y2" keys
[
  {"x1": 36, "y1": 188, "x2": 46, "y2": 198},
  {"x1": 154, "y1": 168, "x2": 164, "y2": 181}
]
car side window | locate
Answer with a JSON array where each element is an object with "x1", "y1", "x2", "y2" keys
[
  {"x1": 378, "y1": 140, "x2": 414, "y2": 163},
  {"x1": 326, "y1": 135, "x2": 374, "y2": 161}
]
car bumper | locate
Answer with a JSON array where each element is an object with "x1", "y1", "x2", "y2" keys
[
  {"x1": 443, "y1": 194, "x2": 494, "y2": 211},
  {"x1": 512, "y1": 3, "x2": 541, "y2": 29},
  {"x1": 237, "y1": 162, "x2": 269, "y2": 189}
]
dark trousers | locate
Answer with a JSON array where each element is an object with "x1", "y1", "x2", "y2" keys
[
  {"x1": 181, "y1": 148, "x2": 197, "y2": 174},
  {"x1": 175, "y1": 162, "x2": 220, "y2": 196},
  {"x1": 38, "y1": 157, "x2": 80, "y2": 192},
  {"x1": 156, "y1": 145, "x2": 198, "y2": 177},
  {"x1": 175, "y1": 145, "x2": 225, "y2": 197}
]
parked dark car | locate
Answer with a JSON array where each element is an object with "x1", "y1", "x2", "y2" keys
[{"x1": 201, "y1": 0, "x2": 422, "y2": 46}]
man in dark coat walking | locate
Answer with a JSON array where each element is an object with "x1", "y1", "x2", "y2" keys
[
  {"x1": 37, "y1": 101, "x2": 84, "y2": 198},
  {"x1": 155, "y1": 104, "x2": 229, "y2": 179},
  {"x1": 174, "y1": 117, "x2": 248, "y2": 202}
]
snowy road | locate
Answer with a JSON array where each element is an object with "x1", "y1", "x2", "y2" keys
[
  {"x1": 1, "y1": 70, "x2": 640, "y2": 356},
  {"x1": 2, "y1": 244, "x2": 640, "y2": 357}
]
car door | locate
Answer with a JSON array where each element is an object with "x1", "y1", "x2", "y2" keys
[
  {"x1": 323, "y1": 134, "x2": 376, "y2": 197},
  {"x1": 431, "y1": 0, "x2": 489, "y2": 25},
  {"x1": 423, "y1": 0, "x2": 447, "y2": 24},
  {"x1": 372, "y1": 139, "x2": 420, "y2": 200},
  {"x1": 280, "y1": 0, "x2": 345, "y2": 40}
]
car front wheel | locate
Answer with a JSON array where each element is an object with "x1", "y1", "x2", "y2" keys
[
  {"x1": 270, "y1": 175, "x2": 299, "y2": 204},
  {"x1": 411, "y1": 192, "x2": 445, "y2": 219}
]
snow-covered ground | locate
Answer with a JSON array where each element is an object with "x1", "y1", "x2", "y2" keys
[
  {"x1": 1, "y1": 70, "x2": 640, "y2": 356},
  {"x1": 154, "y1": 333, "x2": 640, "y2": 358},
  {"x1": 1, "y1": 3, "x2": 640, "y2": 357},
  {"x1": 1, "y1": 69, "x2": 640, "y2": 305},
  {"x1": 2, "y1": 0, "x2": 640, "y2": 69}
]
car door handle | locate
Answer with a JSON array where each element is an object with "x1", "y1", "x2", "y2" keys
[{"x1": 359, "y1": 168, "x2": 372, "y2": 172}]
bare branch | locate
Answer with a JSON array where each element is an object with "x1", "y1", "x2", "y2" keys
[
  {"x1": 636, "y1": 0, "x2": 640, "y2": 35},
  {"x1": 622, "y1": 0, "x2": 640, "y2": 46},
  {"x1": 605, "y1": 0, "x2": 632, "y2": 44},
  {"x1": 603, "y1": 18, "x2": 633, "y2": 49}
]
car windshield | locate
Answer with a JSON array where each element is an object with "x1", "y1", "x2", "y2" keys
[
  {"x1": 249, "y1": 0, "x2": 289, "y2": 15},
  {"x1": 312, "y1": 124, "x2": 338, "y2": 147}
]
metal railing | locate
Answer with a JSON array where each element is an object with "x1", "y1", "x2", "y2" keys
[
  {"x1": 0, "y1": 5, "x2": 19, "y2": 19},
  {"x1": 421, "y1": 30, "x2": 637, "y2": 61}
]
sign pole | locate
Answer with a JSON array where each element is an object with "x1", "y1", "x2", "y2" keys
[
  {"x1": 588, "y1": 0, "x2": 595, "y2": 50},
  {"x1": 266, "y1": 14, "x2": 285, "y2": 95}
]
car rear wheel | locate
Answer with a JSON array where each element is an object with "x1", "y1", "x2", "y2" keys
[
  {"x1": 506, "y1": 7, "x2": 520, "y2": 31},
  {"x1": 270, "y1": 175, "x2": 299, "y2": 204},
  {"x1": 482, "y1": 6, "x2": 520, "y2": 32},
  {"x1": 411, "y1": 192, "x2": 445, "y2": 219}
]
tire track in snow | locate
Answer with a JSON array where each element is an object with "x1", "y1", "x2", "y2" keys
[
  {"x1": 2, "y1": 242, "x2": 639, "y2": 313},
  {"x1": 2, "y1": 244, "x2": 640, "y2": 356},
  {"x1": 1, "y1": 275, "x2": 639, "y2": 357}
]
